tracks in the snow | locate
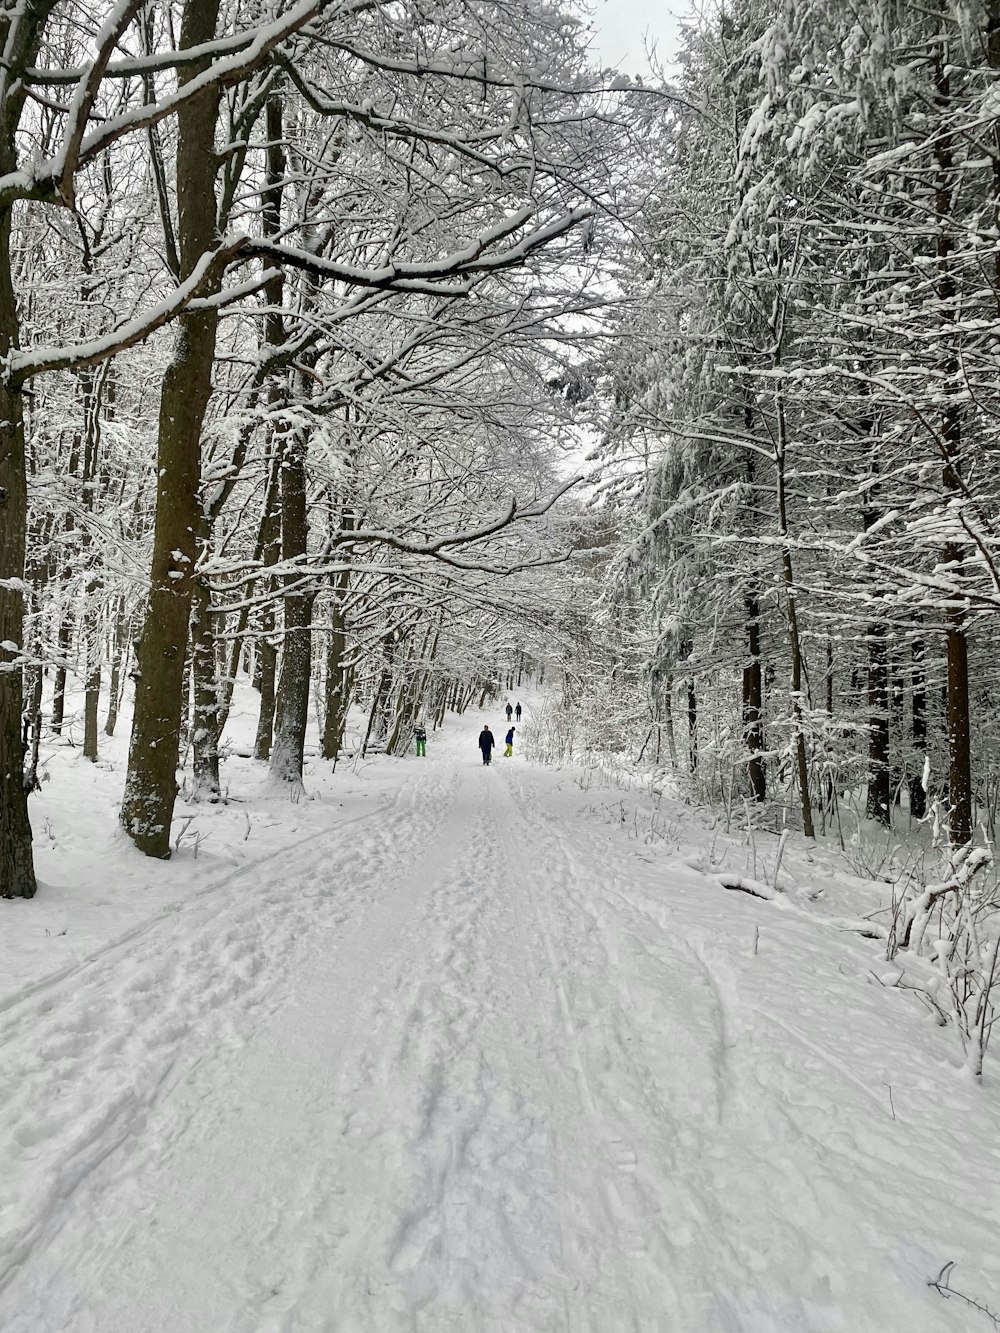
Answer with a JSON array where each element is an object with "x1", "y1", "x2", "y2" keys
[
  {"x1": 0, "y1": 768, "x2": 461, "y2": 1316},
  {"x1": 488, "y1": 771, "x2": 693, "y2": 1332}
]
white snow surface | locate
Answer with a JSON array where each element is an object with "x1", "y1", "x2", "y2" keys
[{"x1": 1, "y1": 690, "x2": 998, "y2": 1332}]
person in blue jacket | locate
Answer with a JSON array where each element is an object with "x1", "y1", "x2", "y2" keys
[
  {"x1": 504, "y1": 726, "x2": 515, "y2": 757},
  {"x1": 478, "y1": 725, "x2": 495, "y2": 765}
]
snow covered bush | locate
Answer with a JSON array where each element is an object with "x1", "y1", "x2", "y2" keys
[{"x1": 889, "y1": 844, "x2": 999, "y2": 1079}]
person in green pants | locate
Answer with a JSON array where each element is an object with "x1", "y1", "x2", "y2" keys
[{"x1": 414, "y1": 723, "x2": 427, "y2": 757}]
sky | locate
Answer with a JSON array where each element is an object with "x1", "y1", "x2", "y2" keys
[{"x1": 585, "y1": 0, "x2": 692, "y2": 74}]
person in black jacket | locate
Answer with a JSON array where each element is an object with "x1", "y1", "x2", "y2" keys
[
  {"x1": 478, "y1": 725, "x2": 495, "y2": 765},
  {"x1": 515, "y1": 702, "x2": 522, "y2": 722}
]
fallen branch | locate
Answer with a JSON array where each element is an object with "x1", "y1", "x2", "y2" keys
[
  {"x1": 928, "y1": 1261, "x2": 1000, "y2": 1328},
  {"x1": 716, "y1": 872, "x2": 776, "y2": 901}
]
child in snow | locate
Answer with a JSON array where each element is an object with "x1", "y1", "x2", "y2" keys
[
  {"x1": 504, "y1": 726, "x2": 515, "y2": 757},
  {"x1": 478, "y1": 725, "x2": 496, "y2": 765},
  {"x1": 414, "y1": 723, "x2": 426, "y2": 757}
]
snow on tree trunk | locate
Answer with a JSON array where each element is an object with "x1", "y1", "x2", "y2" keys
[
  {"x1": 866, "y1": 621, "x2": 891, "y2": 827},
  {"x1": 909, "y1": 636, "x2": 928, "y2": 820},
  {"x1": 743, "y1": 587, "x2": 766, "y2": 803},
  {"x1": 268, "y1": 428, "x2": 313, "y2": 789},
  {"x1": 120, "y1": 0, "x2": 223, "y2": 858},
  {"x1": 934, "y1": 51, "x2": 973, "y2": 849},
  {"x1": 0, "y1": 214, "x2": 36, "y2": 899},
  {"x1": 321, "y1": 579, "x2": 351, "y2": 762},
  {"x1": 190, "y1": 571, "x2": 223, "y2": 801}
]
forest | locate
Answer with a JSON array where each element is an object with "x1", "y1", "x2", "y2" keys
[{"x1": 2, "y1": 0, "x2": 1000, "y2": 944}]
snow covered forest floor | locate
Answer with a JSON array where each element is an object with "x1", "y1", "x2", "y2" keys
[{"x1": 2, "y1": 690, "x2": 999, "y2": 1332}]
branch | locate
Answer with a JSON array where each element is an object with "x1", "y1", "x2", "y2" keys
[
  {"x1": 48, "y1": 0, "x2": 146, "y2": 208},
  {"x1": 8, "y1": 239, "x2": 247, "y2": 383},
  {"x1": 0, "y1": 0, "x2": 355, "y2": 208},
  {"x1": 240, "y1": 204, "x2": 591, "y2": 294}
]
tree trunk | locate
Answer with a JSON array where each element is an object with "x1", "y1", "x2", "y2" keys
[
  {"x1": 190, "y1": 567, "x2": 223, "y2": 799},
  {"x1": 81, "y1": 369, "x2": 102, "y2": 763},
  {"x1": 866, "y1": 622, "x2": 891, "y2": 825},
  {"x1": 934, "y1": 49, "x2": 973, "y2": 846},
  {"x1": 252, "y1": 100, "x2": 286, "y2": 764},
  {"x1": 910, "y1": 635, "x2": 927, "y2": 818},
  {"x1": 105, "y1": 604, "x2": 129, "y2": 737},
  {"x1": 687, "y1": 676, "x2": 698, "y2": 773},
  {"x1": 254, "y1": 622, "x2": 278, "y2": 759},
  {"x1": 120, "y1": 0, "x2": 223, "y2": 857},
  {"x1": 0, "y1": 286, "x2": 35, "y2": 893},
  {"x1": 269, "y1": 429, "x2": 314, "y2": 787},
  {"x1": 321, "y1": 575, "x2": 352, "y2": 760},
  {"x1": 82, "y1": 622, "x2": 101, "y2": 762},
  {"x1": 743, "y1": 587, "x2": 766, "y2": 801},
  {"x1": 362, "y1": 649, "x2": 395, "y2": 757},
  {"x1": 50, "y1": 616, "x2": 72, "y2": 736},
  {"x1": 0, "y1": 16, "x2": 43, "y2": 896},
  {"x1": 774, "y1": 390, "x2": 814, "y2": 838},
  {"x1": 251, "y1": 478, "x2": 281, "y2": 760},
  {"x1": 945, "y1": 610, "x2": 972, "y2": 842}
]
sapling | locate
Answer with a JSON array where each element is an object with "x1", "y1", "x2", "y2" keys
[
  {"x1": 770, "y1": 828, "x2": 789, "y2": 890},
  {"x1": 892, "y1": 842, "x2": 998, "y2": 1077}
]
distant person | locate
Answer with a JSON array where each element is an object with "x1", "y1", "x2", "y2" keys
[
  {"x1": 504, "y1": 726, "x2": 515, "y2": 758},
  {"x1": 414, "y1": 722, "x2": 426, "y2": 757},
  {"x1": 505, "y1": 702, "x2": 513, "y2": 722},
  {"x1": 515, "y1": 702, "x2": 522, "y2": 722},
  {"x1": 478, "y1": 725, "x2": 496, "y2": 766}
]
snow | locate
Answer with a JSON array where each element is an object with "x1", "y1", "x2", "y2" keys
[{"x1": 1, "y1": 688, "x2": 998, "y2": 1330}]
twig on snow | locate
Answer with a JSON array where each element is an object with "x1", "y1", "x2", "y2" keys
[{"x1": 927, "y1": 1262, "x2": 1000, "y2": 1328}]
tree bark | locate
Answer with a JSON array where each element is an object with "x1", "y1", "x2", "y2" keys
[
  {"x1": 0, "y1": 2, "x2": 56, "y2": 897},
  {"x1": 0, "y1": 210, "x2": 36, "y2": 895},
  {"x1": 934, "y1": 45, "x2": 973, "y2": 846},
  {"x1": 105, "y1": 601, "x2": 130, "y2": 737},
  {"x1": 190, "y1": 565, "x2": 223, "y2": 799},
  {"x1": 252, "y1": 467, "x2": 282, "y2": 760},
  {"x1": 910, "y1": 635, "x2": 927, "y2": 819},
  {"x1": 321, "y1": 573, "x2": 352, "y2": 761},
  {"x1": 687, "y1": 676, "x2": 698, "y2": 773},
  {"x1": 269, "y1": 426, "x2": 315, "y2": 787},
  {"x1": 743, "y1": 587, "x2": 766, "y2": 801},
  {"x1": 774, "y1": 389, "x2": 814, "y2": 838},
  {"x1": 80, "y1": 365, "x2": 102, "y2": 763},
  {"x1": 120, "y1": 0, "x2": 223, "y2": 856},
  {"x1": 865, "y1": 622, "x2": 891, "y2": 825}
]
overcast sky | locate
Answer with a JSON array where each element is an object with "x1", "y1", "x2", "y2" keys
[{"x1": 585, "y1": 0, "x2": 691, "y2": 74}]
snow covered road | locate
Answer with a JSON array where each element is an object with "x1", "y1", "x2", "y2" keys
[{"x1": 1, "y1": 725, "x2": 998, "y2": 1331}]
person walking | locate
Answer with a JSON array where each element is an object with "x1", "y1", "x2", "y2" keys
[
  {"x1": 515, "y1": 702, "x2": 522, "y2": 722},
  {"x1": 414, "y1": 722, "x2": 427, "y2": 757},
  {"x1": 505, "y1": 702, "x2": 513, "y2": 723},
  {"x1": 478, "y1": 725, "x2": 496, "y2": 766},
  {"x1": 504, "y1": 726, "x2": 515, "y2": 758}
]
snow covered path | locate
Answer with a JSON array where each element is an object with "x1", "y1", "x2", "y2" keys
[{"x1": 2, "y1": 727, "x2": 998, "y2": 1331}]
